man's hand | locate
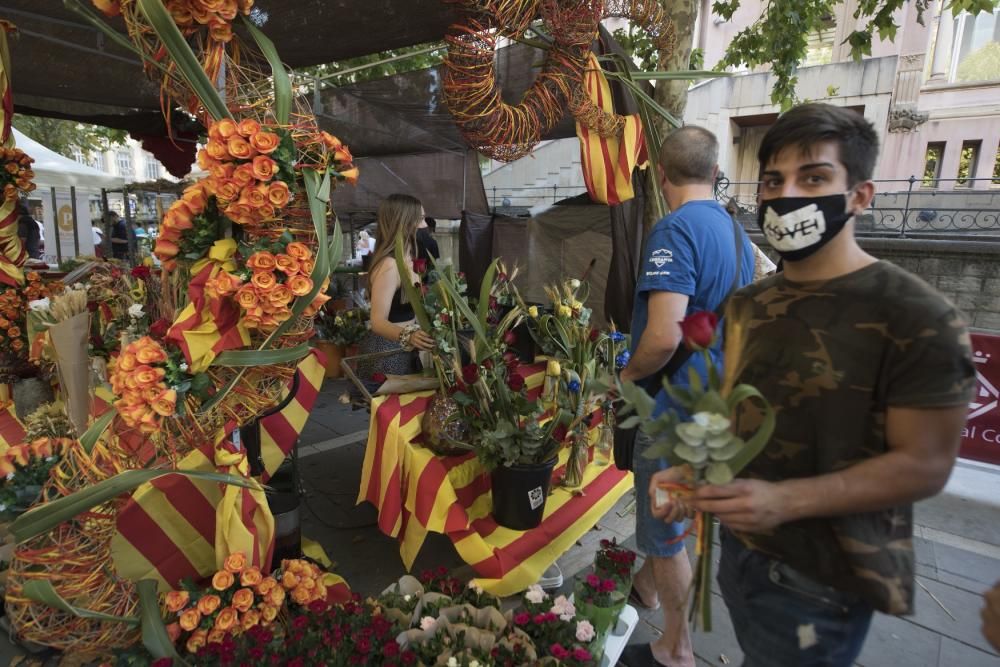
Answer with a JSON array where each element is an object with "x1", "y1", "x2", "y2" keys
[
  {"x1": 648, "y1": 465, "x2": 696, "y2": 523},
  {"x1": 982, "y1": 580, "x2": 1000, "y2": 652},
  {"x1": 689, "y1": 479, "x2": 790, "y2": 533}
]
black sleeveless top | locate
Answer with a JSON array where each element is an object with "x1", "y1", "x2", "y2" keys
[{"x1": 388, "y1": 288, "x2": 415, "y2": 323}]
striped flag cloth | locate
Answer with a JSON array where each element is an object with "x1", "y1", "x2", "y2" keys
[{"x1": 575, "y1": 53, "x2": 649, "y2": 206}]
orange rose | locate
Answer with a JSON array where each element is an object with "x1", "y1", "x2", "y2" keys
[
  {"x1": 258, "y1": 203, "x2": 276, "y2": 220},
  {"x1": 209, "y1": 21, "x2": 233, "y2": 43},
  {"x1": 232, "y1": 587, "x2": 255, "y2": 613},
  {"x1": 182, "y1": 187, "x2": 208, "y2": 211},
  {"x1": 207, "y1": 271, "x2": 241, "y2": 297},
  {"x1": 165, "y1": 590, "x2": 190, "y2": 613},
  {"x1": 215, "y1": 179, "x2": 239, "y2": 204},
  {"x1": 267, "y1": 180, "x2": 290, "y2": 208},
  {"x1": 255, "y1": 577, "x2": 277, "y2": 596},
  {"x1": 286, "y1": 275, "x2": 313, "y2": 297},
  {"x1": 179, "y1": 608, "x2": 202, "y2": 632},
  {"x1": 135, "y1": 365, "x2": 166, "y2": 387},
  {"x1": 215, "y1": 118, "x2": 239, "y2": 140},
  {"x1": 7, "y1": 326, "x2": 20, "y2": 338},
  {"x1": 339, "y1": 166, "x2": 360, "y2": 185},
  {"x1": 4, "y1": 163, "x2": 18, "y2": 175},
  {"x1": 218, "y1": 0, "x2": 238, "y2": 20},
  {"x1": 251, "y1": 271, "x2": 277, "y2": 291},
  {"x1": 232, "y1": 164, "x2": 256, "y2": 188},
  {"x1": 250, "y1": 131, "x2": 280, "y2": 154},
  {"x1": 280, "y1": 571, "x2": 299, "y2": 590},
  {"x1": 227, "y1": 137, "x2": 254, "y2": 160},
  {"x1": 159, "y1": 223, "x2": 182, "y2": 242},
  {"x1": 206, "y1": 139, "x2": 228, "y2": 161},
  {"x1": 250, "y1": 155, "x2": 277, "y2": 181},
  {"x1": 291, "y1": 585, "x2": 313, "y2": 606},
  {"x1": 241, "y1": 608, "x2": 261, "y2": 631},
  {"x1": 237, "y1": 118, "x2": 261, "y2": 138},
  {"x1": 224, "y1": 203, "x2": 254, "y2": 225},
  {"x1": 239, "y1": 567, "x2": 262, "y2": 587},
  {"x1": 320, "y1": 131, "x2": 342, "y2": 150},
  {"x1": 8, "y1": 445, "x2": 29, "y2": 466},
  {"x1": 196, "y1": 149, "x2": 217, "y2": 171},
  {"x1": 284, "y1": 242, "x2": 311, "y2": 261},
  {"x1": 246, "y1": 251, "x2": 276, "y2": 271},
  {"x1": 224, "y1": 552, "x2": 247, "y2": 574},
  {"x1": 166, "y1": 622, "x2": 182, "y2": 643},
  {"x1": 268, "y1": 284, "x2": 293, "y2": 306},
  {"x1": 260, "y1": 604, "x2": 279, "y2": 624},
  {"x1": 210, "y1": 163, "x2": 234, "y2": 180},
  {"x1": 274, "y1": 254, "x2": 300, "y2": 275},
  {"x1": 298, "y1": 575, "x2": 316, "y2": 591},
  {"x1": 30, "y1": 438, "x2": 54, "y2": 459},
  {"x1": 150, "y1": 389, "x2": 176, "y2": 417},
  {"x1": 267, "y1": 585, "x2": 286, "y2": 607},
  {"x1": 333, "y1": 145, "x2": 354, "y2": 163},
  {"x1": 214, "y1": 606, "x2": 238, "y2": 632},
  {"x1": 136, "y1": 343, "x2": 167, "y2": 365},
  {"x1": 186, "y1": 629, "x2": 207, "y2": 654},
  {"x1": 235, "y1": 286, "x2": 259, "y2": 310},
  {"x1": 301, "y1": 258, "x2": 317, "y2": 276},
  {"x1": 242, "y1": 185, "x2": 268, "y2": 209},
  {"x1": 206, "y1": 628, "x2": 227, "y2": 645},
  {"x1": 197, "y1": 593, "x2": 221, "y2": 616},
  {"x1": 271, "y1": 308, "x2": 292, "y2": 324},
  {"x1": 116, "y1": 352, "x2": 137, "y2": 372},
  {"x1": 212, "y1": 570, "x2": 235, "y2": 591}
]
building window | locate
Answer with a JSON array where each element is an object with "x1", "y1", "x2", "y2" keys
[
  {"x1": 73, "y1": 150, "x2": 87, "y2": 165},
  {"x1": 144, "y1": 156, "x2": 161, "y2": 181},
  {"x1": 802, "y1": 16, "x2": 836, "y2": 67},
  {"x1": 952, "y1": 9, "x2": 1000, "y2": 83},
  {"x1": 90, "y1": 152, "x2": 106, "y2": 172},
  {"x1": 992, "y1": 142, "x2": 1000, "y2": 186},
  {"x1": 116, "y1": 150, "x2": 133, "y2": 178},
  {"x1": 922, "y1": 142, "x2": 945, "y2": 188},
  {"x1": 955, "y1": 140, "x2": 981, "y2": 187}
]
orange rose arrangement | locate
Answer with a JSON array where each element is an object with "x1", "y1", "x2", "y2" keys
[
  {"x1": 195, "y1": 117, "x2": 296, "y2": 229},
  {"x1": 0, "y1": 437, "x2": 72, "y2": 519},
  {"x1": 1, "y1": 272, "x2": 60, "y2": 366},
  {"x1": 0, "y1": 145, "x2": 36, "y2": 203},
  {"x1": 93, "y1": 1, "x2": 254, "y2": 42},
  {"x1": 109, "y1": 336, "x2": 177, "y2": 433},
  {"x1": 163, "y1": 552, "x2": 329, "y2": 654},
  {"x1": 234, "y1": 235, "x2": 330, "y2": 332},
  {"x1": 154, "y1": 180, "x2": 223, "y2": 270}
]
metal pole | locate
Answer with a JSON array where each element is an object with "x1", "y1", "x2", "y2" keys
[
  {"x1": 553, "y1": 184, "x2": 557, "y2": 203},
  {"x1": 69, "y1": 185, "x2": 80, "y2": 256},
  {"x1": 462, "y1": 150, "x2": 468, "y2": 212},
  {"x1": 492, "y1": 186, "x2": 497, "y2": 210},
  {"x1": 313, "y1": 76, "x2": 322, "y2": 115},
  {"x1": 902, "y1": 175, "x2": 915, "y2": 238},
  {"x1": 50, "y1": 186, "x2": 61, "y2": 264}
]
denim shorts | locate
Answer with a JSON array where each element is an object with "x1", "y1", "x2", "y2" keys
[
  {"x1": 633, "y1": 430, "x2": 687, "y2": 558},
  {"x1": 718, "y1": 529, "x2": 874, "y2": 667}
]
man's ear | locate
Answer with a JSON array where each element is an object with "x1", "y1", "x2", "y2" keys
[{"x1": 849, "y1": 180, "x2": 875, "y2": 214}]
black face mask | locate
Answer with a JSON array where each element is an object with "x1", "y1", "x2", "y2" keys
[{"x1": 756, "y1": 193, "x2": 854, "y2": 262}]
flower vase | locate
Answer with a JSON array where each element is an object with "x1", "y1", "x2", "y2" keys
[
  {"x1": 595, "y1": 423, "x2": 613, "y2": 467},
  {"x1": 563, "y1": 430, "x2": 588, "y2": 488},
  {"x1": 574, "y1": 588, "x2": 627, "y2": 662},
  {"x1": 420, "y1": 392, "x2": 470, "y2": 457}
]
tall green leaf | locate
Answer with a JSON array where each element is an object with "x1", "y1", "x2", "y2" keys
[
  {"x1": 80, "y1": 409, "x2": 116, "y2": 453},
  {"x1": 240, "y1": 15, "x2": 291, "y2": 124},
  {"x1": 214, "y1": 343, "x2": 311, "y2": 367},
  {"x1": 136, "y1": 0, "x2": 231, "y2": 120},
  {"x1": 393, "y1": 235, "x2": 433, "y2": 333},
  {"x1": 138, "y1": 580, "x2": 182, "y2": 660},
  {"x1": 11, "y1": 469, "x2": 262, "y2": 543},
  {"x1": 22, "y1": 580, "x2": 139, "y2": 625},
  {"x1": 476, "y1": 261, "x2": 498, "y2": 332}
]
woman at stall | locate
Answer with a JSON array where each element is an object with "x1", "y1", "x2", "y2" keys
[{"x1": 356, "y1": 194, "x2": 435, "y2": 389}]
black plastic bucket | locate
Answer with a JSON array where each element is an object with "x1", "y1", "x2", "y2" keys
[
  {"x1": 490, "y1": 458, "x2": 557, "y2": 530},
  {"x1": 266, "y1": 461, "x2": 301, "y2": 568}
]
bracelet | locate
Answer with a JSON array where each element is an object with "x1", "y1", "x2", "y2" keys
[{"x1": 398, "y1": 323, "x2": 421, "y2": 351}]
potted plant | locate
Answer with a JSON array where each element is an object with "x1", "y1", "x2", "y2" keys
[
  {"x1": 573, "y1": 572, "x2": 627, "y2": 662},
  {"x1": 313, "y1": 306, "x2": 369, "y2": 379}
]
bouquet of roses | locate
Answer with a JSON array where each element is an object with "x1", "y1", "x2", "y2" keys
[
  {"x1": 0, "y1": 438, "x2": 71, "y2": 519},
  {"x1": 0, "y1": 145, "x2": 36, "y2": 202}
]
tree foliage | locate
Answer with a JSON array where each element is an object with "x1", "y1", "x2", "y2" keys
[
  {"x1": 11, "y1": 115, "x2": 128, "y2": 159},
  {"x1": 297, "y1": 42, "x2": 446, "y2": 87}
]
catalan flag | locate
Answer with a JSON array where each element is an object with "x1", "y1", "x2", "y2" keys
[
  {"x1": 575, "y1": 53, "x2": 648, "y2": 206},
  {"x1": 358, "y1": 363, "x2": 633, "y2": 596},
  {"x1": 0, "y1": 24, "x2": 25, "y2": 287}
]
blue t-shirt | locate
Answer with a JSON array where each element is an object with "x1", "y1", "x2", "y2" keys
[{"x1": 630, "y1": 200, "x2": 755, "y2": 417}]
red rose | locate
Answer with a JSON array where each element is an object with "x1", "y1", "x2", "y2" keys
[
  {"x1": 149, "y1": 318, "x2": 171, "y2": 339},
  {"x1": 439, "y1": 312, "x2": 450, "y2": 324},
  {"x1": 503, "y1": 331, "x2": 517, "y2": 346},
  {"x1": 131, "y1": 265, "x2": 151, "y2": 279},
  {"x1": 551, "y1": 423, "x2": 568, "y2": 444},
  {"x1": 498, "y1": 272, "x2": 508, "y2": 282},
  {"x1": 461, "y1": 364, "x2": 479, "y2": 385},
  {"x1": 151, "y1": 659, "x2": 174, "y2": 667},
  {"x1": 507, "y1": 373, "x2": 525, "y2": 392},
  {"x1": 489, "y1": 296, "x2": 498, "y2": 310},
  {"x1": 550, "y1": 644, "x2": 570, "y2": 660},
  {"x1": 482, "y1": 358, "x2": 494, "y2": 370},
  {"x1": 679, "y1": 311, "x2": 718, "y2": 350},
  {"x1": 502, "y1": 351, "x2": 519, "y2": 368},
  {"x1": 412, "y1": 258, "x2": 427, "y2": 275},
  {"x1": 589, "y1": 328, "x2": 600, "y2": 342}
]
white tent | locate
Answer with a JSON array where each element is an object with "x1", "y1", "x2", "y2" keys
[{"x1": 12, "y1": 128, "x2": 125, "y2": 190}]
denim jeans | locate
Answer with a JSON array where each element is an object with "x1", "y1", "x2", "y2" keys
[
  {"x1": 633, "y1": 430, "x2": 687, "y2": 558},
  {"x1": 718, "y1": 529, "x2": 874, "y2": 667}
]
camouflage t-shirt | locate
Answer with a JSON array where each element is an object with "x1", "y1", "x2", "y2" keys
[{"x1": 725, "y1": 260, "x2": 975, "y2": 614}]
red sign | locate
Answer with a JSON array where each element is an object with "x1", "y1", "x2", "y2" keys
[{"x1": 960, "y1": 331, "x2": 1000, "y2": 466}]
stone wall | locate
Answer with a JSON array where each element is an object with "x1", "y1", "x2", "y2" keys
[{"x1": 751, "y1": 235, "x2": 1000, "y2": 332}]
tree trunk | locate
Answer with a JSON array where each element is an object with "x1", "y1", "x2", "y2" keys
[{"x1": 642, "y1": 0, "x2": 701, "y2": 229}]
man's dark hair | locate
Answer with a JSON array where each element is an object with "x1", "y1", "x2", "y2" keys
[
  {"x1": 659, "y1": 125, "x2": 718, "y2": 185},
  {"x1": 424, "y1": 216, "x2": 436, "y2": 232},
  {"x1": 758, "y1": 104, "x2": 879, "y2": 187}
]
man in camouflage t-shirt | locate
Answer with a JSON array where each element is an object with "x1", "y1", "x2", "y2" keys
[{"x1": 649, "y1": 104, "x2": 974, "y2": 666}]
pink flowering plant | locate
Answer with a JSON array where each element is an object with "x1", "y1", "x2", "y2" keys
[
  {"x1": 512, "y1": 585, "x2": 597, "y2": 665},
  {"x1": 594, "y1": 538, "x2": 637, "y2": 593},
  {"x1": 577, "y1": 573, "x2": 621, "y2": 607}
]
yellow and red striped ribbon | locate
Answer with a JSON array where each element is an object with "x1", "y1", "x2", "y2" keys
[{"x1": 0, "y1": 22, "x2": 25, "y2": 287}]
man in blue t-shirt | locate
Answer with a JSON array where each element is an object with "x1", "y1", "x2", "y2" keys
[{"x1": 620, "y1": 126, "x2": 753, "y2": 667}]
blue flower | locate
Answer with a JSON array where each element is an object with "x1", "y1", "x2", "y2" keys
[
  {"x1": 610, "y1": 331, "x2": 626, "y2": 343},
  {"x1": 567, "y1": 379, "x2": 581, "y2": 393},
  {"x1": 615, "y1": 350, "x2": 631, "y2": 369}
]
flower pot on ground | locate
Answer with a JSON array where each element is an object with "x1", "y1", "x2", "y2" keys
[
  {"x1": 574, "y1": 574, "x2": 627, "y2": 662},
  {"x1": 490, "y1": 457, "x2": 557, "y2": 530},
  {"x1": 312, "y1": 339, "x2": 345, "y2": 379}
]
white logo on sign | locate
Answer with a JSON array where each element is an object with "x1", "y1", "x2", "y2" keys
[
  {"x1": 651, "y1": 249, "x2": 673, "y2": 268},
  {"x1": 528, "y1": 486, "x2": 544, "y2": 510},
  {"x1": 969, "y1": 350, "x2": 998, "y2": 421}
]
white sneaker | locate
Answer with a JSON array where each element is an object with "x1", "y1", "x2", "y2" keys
[{"x1": 537, "y1": 562, "x2": 563, "y2": 590}]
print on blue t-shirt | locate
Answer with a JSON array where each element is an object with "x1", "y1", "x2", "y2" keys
[{"x1": 629, "y1": 200, "x2": 754, "y2": 418}]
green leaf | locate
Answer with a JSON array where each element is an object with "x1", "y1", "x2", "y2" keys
[
  {"x1": 693, "y1": 390, "x2": 729, "y2": 416},
  {"x1": 136, "y1": 0, "x2": 231, "y2": 121},
  {"x1": 705, "y1": 462, "x2": 734, "y2": 485},
  {"x1": 22, "y1": 580, "x2": 139, "y2": 625},
  {"x1": 686, "y1": 365, "x2": 704, "y2": 394},
  {"x1": 707, "y1": 437, "x2": 743, "y2": 461},
  {"x1": 79, "y1": 409, "x2": 116, "y2": 454},
  {"x1": 11, "y1": 469, "x2": 263, "y2": 544},
  {"x1": 138, "y1": 580, "x2": 181, "y2": 660},
  {"x1": 674, "y1": 443, "x2": 708, "y2": 465},
  {"x1": 394, "y1": 235, "x2": 433, "y2": 333},
  {"x1": 241, "y1": 15, "x2": 291, "y2": 124},
  {"x1": 214, "y1": 343, "x2": 311, "y2": 367},
  {"x1": 725, "y1": 384, "x2": 776, "y2": 475}
]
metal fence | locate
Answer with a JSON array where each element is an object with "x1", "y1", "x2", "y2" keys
[
  {"x1": 714, "y1": 175, "x2": 1000, "y2": 239},
  {"x1": 488, "y1": 185, "x2": 588, "y2": 210}
]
